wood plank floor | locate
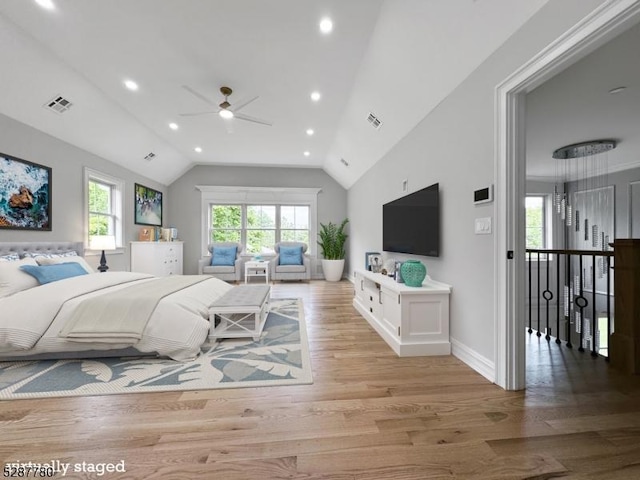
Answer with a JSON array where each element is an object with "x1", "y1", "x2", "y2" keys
[{"x1": 2, "y1": 280, "x2": 640, "y2": 479}]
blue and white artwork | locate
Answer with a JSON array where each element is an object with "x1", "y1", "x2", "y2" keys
[{"x1": 0, "y1": 153, "x2": 51, "y2": 230}]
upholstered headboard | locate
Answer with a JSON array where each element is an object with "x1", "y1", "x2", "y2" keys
[{"x1": 0, "y1": 242, "x2": 85, "y2": 258}]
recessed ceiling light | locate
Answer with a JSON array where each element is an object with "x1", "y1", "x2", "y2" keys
[
  {"x1": 219, "y1": 109, "x2": 234, "y2": 119},
  {"x1": 169, "y1": 122, "x2": 179, "y2": 130},
  {"x1": 319, "y1": 17, "x2": 333, "y2": 34},
  {"x1": 303, "y1": 151, "x2": 310, "y2": 157},
  {"x1": 310, "y1": 91, "x2": 321, "y2": 102},
  {"x1": 35, "y1": 0, "x2": 55, "y2": 10},
  {"x1": 124, "y1": 80, "x2": 139, "y2": 91},
  {"x1": 194, "y1": 147, "x2": 202, "y2": 153},
  {"x1": 306, "y1": 128, "x2": 315, "y2": 136},
  {"x1": 608, "y1": 86, "x2": 627, "y2": 94}
]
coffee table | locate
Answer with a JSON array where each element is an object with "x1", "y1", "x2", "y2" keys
[{"x1": 208, "y1": 284, "x2": 271, "y2": 341}]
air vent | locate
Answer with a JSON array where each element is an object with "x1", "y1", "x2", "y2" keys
[
  {"x1": 143, "y1": 152, "x2": 156, "y2": 161},
  {"x1": 44, "y1": 95, "x2": 73, "y2": 114},
  {"x1": 367, "y1": 112, "x2": 382, "y2": 129}
]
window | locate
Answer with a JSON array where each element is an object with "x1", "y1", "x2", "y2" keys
[
  {"x1": 211, "y1": 205, "x2": 242, "y2": 243},
  {"x1": 208, "y1": 204, "x2": 311, "y2": 255},
  {"x1": 525, "y1": 196, "x2": 545, "y2": 249},
  {"x1": 281, "y1": 205, "x2": 310, "y2": 244},
  {"x1": 84, "y1": 168, "x2": 124, "y2": 248},
  {"x1": 246, "y1": 205, "x2": 276, "y2": 254},
  {"x1": 199, "y1": 186, "x2": 320, "y2": 257}
]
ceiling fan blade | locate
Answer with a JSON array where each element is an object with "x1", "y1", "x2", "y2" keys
[
  {"x1": 178, "y1": 110, "x2": 218, "y2": 117},
  {"x1": 231, "y1": 96, "x2": 259, "y2": 113},
  {"x1": 181, "y1": 85, "x2": 218, "y2": 108},
  {"x1": 235, "y1": 112, "x2": 272, "y2": 126}
]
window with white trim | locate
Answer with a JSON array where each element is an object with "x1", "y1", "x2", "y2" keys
[
  {"x1": 199, "y1": 186, "x2": 320, "y2": 257},
  {"x1": 208, "y1": 204, "x2": 310, "y2": 255},
  {"x1": 525, "y1": 196, "x2": 545, "y2": 249},
  {"x1": 84, "y1": 168, "x2": 124, "y2": 248}
]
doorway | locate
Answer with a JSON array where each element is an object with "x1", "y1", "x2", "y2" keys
[{"x1": 494, "y1": 0, "x2": 640, "y2": 390}]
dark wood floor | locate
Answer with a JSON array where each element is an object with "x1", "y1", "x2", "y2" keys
[{"x1": 2, "y1": 280, "x2": 640, "y2": 479}]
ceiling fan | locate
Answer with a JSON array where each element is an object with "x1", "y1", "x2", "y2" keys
[{"x1": 179, "y1": 85, "x2": 272, "y2": 132}]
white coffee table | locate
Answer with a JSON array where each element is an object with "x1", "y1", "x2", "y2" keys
[
  {"x1": 209, "y1": 285, "x2": 271, "y2": 341},
  {"x1": 245, "y1": 260, "x2": 269, "y2": 283}
]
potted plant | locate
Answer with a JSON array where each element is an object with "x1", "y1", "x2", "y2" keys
[{"x1": 318, "y1": 218, "x2": 349, "y2": 282}]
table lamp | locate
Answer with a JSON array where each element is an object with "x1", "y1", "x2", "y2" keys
[{"x1": 89, "y1": 235, "x2": 116, "y2": 273}]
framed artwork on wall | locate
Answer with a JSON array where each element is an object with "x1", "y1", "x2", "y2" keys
[
  {"x1": 134, "y1": 183, "x2": 163, "y2": 227},
  {"x1": 0, "y1": 152, "x2": 52, "y2": 231}
]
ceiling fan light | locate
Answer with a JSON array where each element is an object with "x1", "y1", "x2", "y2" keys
[{"x1": 219, "y1": 109, "x2": 234, "y2": 119}]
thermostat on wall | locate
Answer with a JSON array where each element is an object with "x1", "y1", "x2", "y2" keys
[{"x1": 474, "y1": 185, "x2": 493, "y2": 205}]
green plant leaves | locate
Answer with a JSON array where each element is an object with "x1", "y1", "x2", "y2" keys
[{"x1": 318, "y1": 218, "x2": 349, "y2": 259}]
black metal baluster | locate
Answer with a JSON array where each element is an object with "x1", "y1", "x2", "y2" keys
[
  {"x1": 528, "y1": 250, "x2": 532, "y2": 334},
  {"x1": 537, "y1": 251, "x2": 541, "y2": 337},
  {"x1": 577, "y1": 255, "x2": 587, "y2": 353},
  {"x1": 606, "y1": 253, "x2": 611, "y2": 361},
  {"x1": 544, "y1": 253, "x2": 552, "y2": 341},
  {"x1": 591, "y1": 253, "x2": 598, "y2": 357},
  {"x1": 556, "y1": 252, "x2": 561, "y2": 344}
]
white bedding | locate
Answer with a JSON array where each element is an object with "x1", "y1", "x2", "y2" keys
[{"x1": 0, "y1": 272, "x2": 233, "y2": 361}]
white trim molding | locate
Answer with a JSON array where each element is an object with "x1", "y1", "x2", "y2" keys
[
  {"x1": 83, "y1": 167, "x2": 125, "y2": 252},
  {"x1": 451, "y1": 337, "x2": 495, "y2": 384},
  {"x1": 495, "y1": 0, "x2": 640, "y2": 390}
]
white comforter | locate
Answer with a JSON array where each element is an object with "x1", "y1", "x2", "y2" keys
[{"x1": 0, "y1": 272, "x2": 233, "y2": 361}]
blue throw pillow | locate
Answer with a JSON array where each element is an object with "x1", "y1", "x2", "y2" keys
[
  {"x1": 279, "y1": 246, "x2": 303, "y2": 265},
  {"x1": 211, "y1": 246, "x2": 237, "y2": 266},
  {"x1": 20, "y1": 262, "x2": 89, "y2": 285}
]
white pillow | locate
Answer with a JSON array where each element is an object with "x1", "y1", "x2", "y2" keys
[
  {"x1": 34, "y1": 255, "x2": 95, "y2": 273},
  {"x1": 23, "y1": 250, "x2": 78, "y2": 259},
  {"x1": 0, "y1": 258, "x2": 40, "y2": 298},
  {"x1": 0, "y1": 254, "x2": 20, "y2": 262}
]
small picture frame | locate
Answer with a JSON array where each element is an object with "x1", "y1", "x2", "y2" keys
[
  {"x1": 365, "y1": 251, "x2": 381, "y2": 271},
  {"x1": 135, "y1": 183, "x2": 163, "y2": 226},
  {"x1": 368, "y1": 254, "x2": 383, "y2": 273}
]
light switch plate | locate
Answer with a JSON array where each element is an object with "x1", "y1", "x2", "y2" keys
[{"x1": 475, "y1": 217, "x2": 492, "y2": 234}]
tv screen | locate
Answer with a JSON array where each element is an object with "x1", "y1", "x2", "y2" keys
[{"x1": 383, "y1": 183, "x2": 440, "y2": 257}]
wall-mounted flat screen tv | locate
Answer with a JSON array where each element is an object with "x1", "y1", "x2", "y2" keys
[{"x1": 383, "y1": 183, "x2": 440, "y2": 257}]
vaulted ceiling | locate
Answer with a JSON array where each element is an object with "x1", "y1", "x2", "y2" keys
[{"x1": 0, "y1": 0, "x2": 549, "y2": 188}]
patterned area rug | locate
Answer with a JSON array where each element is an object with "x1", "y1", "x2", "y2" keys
[{"x1": 0, "y1": 298, "x2": 312, "y2": 400}]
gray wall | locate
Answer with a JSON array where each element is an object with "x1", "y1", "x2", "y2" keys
[
  {"x1": 0, "y1": 113, "x2": 167, "y2": 271},
  {"x1": 168, "y1": 164, "x2": 347, "y2": 274},
  {"x1": 347, "y1": 0, "x2": 607, "y2": 367}
]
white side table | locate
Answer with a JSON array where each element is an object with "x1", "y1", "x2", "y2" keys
[{"x1": 245, "y1": 260, "x2": 269, "y2": 283}]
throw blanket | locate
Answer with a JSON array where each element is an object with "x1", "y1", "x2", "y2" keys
[{"x1": 59, "y1": 276, "x2": 209, "y2": 344}]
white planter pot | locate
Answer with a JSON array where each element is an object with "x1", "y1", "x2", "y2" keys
[{"x1": 322, "y1": 259, "x2": 345, "y2": 282}]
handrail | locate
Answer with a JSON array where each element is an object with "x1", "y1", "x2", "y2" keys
[{"x1": 526, "y1": 248, "x2": 613, "y2": 257}]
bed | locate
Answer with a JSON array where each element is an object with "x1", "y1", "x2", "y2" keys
[{"x1": 0, "y1": 242, "x2": 233, "y2": 361}]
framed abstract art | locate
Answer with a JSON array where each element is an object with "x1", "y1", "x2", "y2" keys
[{"x1": 0, "y1": 152, "x2": 52, "y2": 231}]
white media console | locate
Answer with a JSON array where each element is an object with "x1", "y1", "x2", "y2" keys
[{"x1": 353, "y1": 268, "x2": 451, "y2": 356}]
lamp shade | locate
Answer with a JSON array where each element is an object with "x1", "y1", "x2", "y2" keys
[{"x1": 89, "y1": 235, "x2": 116, "y2": 251}]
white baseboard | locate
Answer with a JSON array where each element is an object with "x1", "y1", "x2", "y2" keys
[{"x1": 450, "y1": 337, "x2": 495, "y2": 383}]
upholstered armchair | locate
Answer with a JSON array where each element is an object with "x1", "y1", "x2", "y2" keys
[
  {"x1": 270, "y1": 242, "x2": 311, "y2": 281},
  {"x1": 198, "y1": 242, "x2": 243, "y2": 282}
]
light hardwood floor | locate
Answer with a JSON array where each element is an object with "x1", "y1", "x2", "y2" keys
[{"x1": 2, "y1": 280, "x2": 640, "y2": 479}]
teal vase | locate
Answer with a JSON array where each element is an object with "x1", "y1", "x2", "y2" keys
[{"x1": 400, "y1": 260, "x2": 426, "y2": 287}]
